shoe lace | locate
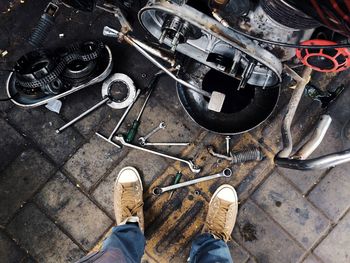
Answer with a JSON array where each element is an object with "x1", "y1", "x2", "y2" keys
[
  {"x1": 205, "y1": 200, "x2": 231, "y2": 241},
  {"x1": 121, "y1": 184, "x2": 143, "y2": 218}
]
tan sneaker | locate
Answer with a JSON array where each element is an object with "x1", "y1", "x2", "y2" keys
[
  {"x1": 202, "y1": 184, "x2": 238, "y2": 242},
  {"x1": 114, "y1": 166, "x2": 144, "y2": 231}
]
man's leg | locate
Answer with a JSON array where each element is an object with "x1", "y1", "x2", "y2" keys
[
  {"x1": 76, "y1": 167, "x2": 145, "y2": 263},
  {"x1": 189, "y1": 184, "x2": 238, "y2": 263}
]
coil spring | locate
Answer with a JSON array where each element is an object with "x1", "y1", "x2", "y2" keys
[
  {"x1": 232, "y1": 148, "x2": 264, "y2": 164},
  {"x1": 28, "y1": 14, "x2": 55, "y2": 47}
]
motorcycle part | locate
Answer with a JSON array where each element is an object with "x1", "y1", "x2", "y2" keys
[
  {"x1": 114, "y1": 135, "x2": 201, "y2": 173},
  {"x1": 138, "y1": 122, "x2": 166, "y2": 146},
  {"x1": 101, "y1": 73, "x2": 137, "y2": 109},
  {"x1": 7, "y1": 41, "x2": 113, "y2": 108},
  {"x1": 292, "y1": 115, "x2": 332, "y2": 160},
  {"x1": 57, "y1": 73, "x2": 137, "y2": 134},
  {"x1": 296, "y1": 40, "x2": 350, "y2": 72},
  {"x1": 177, "y1": 62, "x2": 280, "y2": 134},
  {"x1": 278, "y1": 66, "x2": 313, "y2": 158},
  {"x1": 208, "y1": 146, "x2": 264, "y2": 164},
  {"x1": 153, "y1": 168, "x2": 232, "y2": 195},
  {"x1": 96, "y1": 89, "x2": 141, "y2": 148},
  {"x1": 306, "y1": 84, "x2": 345, "y2": 108},
  {"x1": 103, "y1": 26, "x2": 225, "y2": 113},
  {"x1": 139, "y1": 0, "x2": 282, "y2": 87},
  {"x1": 28, "y1": 2, "x2": 59, "y2": 47}
]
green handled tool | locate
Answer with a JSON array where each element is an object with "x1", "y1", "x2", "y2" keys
[
  {"x1": 125, "y1": 72, "x2": 164, "y2": 143},
  {"x1": 168, "y1": 171, "x2": 183, "y2": 200}
]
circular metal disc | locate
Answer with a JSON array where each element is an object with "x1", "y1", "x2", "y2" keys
[{"x1": 102, "y1": 73, "x2": 136, "y2": 109}]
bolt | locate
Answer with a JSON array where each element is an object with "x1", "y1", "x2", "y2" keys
[{"x1": 225, "y1": 136, "x2": 231, "y2": 157}]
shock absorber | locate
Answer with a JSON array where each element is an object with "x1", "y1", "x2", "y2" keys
[{"x1": 28, "y1": 2, "x2": 59, "y2": 47}]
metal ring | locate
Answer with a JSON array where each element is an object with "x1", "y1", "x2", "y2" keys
[
  {"x1": 153, "y1": 187, "x2": 162, "y2": 195},
  {"x1": 223, "y1": 168, "x2": 232, "y2": 177},
  {"x1": 102, "y1": 73, "x2": 136, "y2": 109}
]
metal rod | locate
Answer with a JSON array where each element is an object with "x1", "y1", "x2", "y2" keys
[
  {"x1": 277, "y1": 66, "x2": 313, "y2": 158},
  {"x1": 108, "y1": 89, "x2": 141, "y2": 140},
  {"x1": 103, "y1": 26, "x2": 212, "y2": 99},
  {"x1": 275, "y1": 148, "x2": 350, "y2": 170},
  {"x1": 293, "y1": 115, "x2": 332, "y2": 160},
  {"x1": 56, "y1": 97, "x2": 109, "y2": 134},
  {"x1": 96, "y1": 132, "x2": 121, "y2": 149}
]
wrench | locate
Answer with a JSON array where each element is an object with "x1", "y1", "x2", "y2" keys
[
  {"x1": 142, "y1": 142, "x2": 190, "y2": 146},
  {"x1": 153, "y1": 168, "x2": 232, "y2": 195},
  {"x1": 138, "y1": 122, "x2": 166, "y2": 146},
  {"x1": 114, "y1": 135, "x2": 201, "y2": 173}
]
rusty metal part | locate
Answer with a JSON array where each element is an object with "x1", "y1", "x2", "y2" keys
[
  {"x1": 275, "y1": 149, "x2": 350, "y2": 170},
  {"x1": 208, "y1": 146, "x2": 264, "y2": 164},
  {"x1": 292, "y1": 115, "x2": 332, "y2": 160},
  {"x1": 277, "y1": 66, "x2": 313, "y2": 158}
]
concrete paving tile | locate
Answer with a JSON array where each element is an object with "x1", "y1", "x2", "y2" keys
[
  {"x1": 92, "y1": 150, "x2": 169, "y2": 218},
  {"x1": 0, "y1": 149, "x2": 55, "y2": 225},
  {"x1": 279, "y1": 119, "x2": 343, "y2": 194},
  {"x1": 63, "y1": 136, "x2": 126, "y2": 190},
  {"x1": 0, "y1": 230, "x2": 26, "y2": 263},
  {"x1": 0, "y1": 72, "x2": 13, "y2": 113},
  {"x1": 35, "y1": 172, "x2": 113, "y2": 250},
  {"x1": 308, "y1": 162, "x2": 350, "y2": 222},
  {"x1": 0, "y1": 117, "x2": 26, "y2": 171},
  {"x1": 314, "y1": 211, "x2": 350, "y2": 263},
  {"x1": 7, "y1": 107, "x2": 84, "y2": 165},
  {"x1": 302, "y1": 253, "x2": 322, "y2": 263},
  {"x1": 234, "y1": 200, "x2": 304, "y2": 263},
  {"x1": 252, "y1": 172, "x2": 330, "y2": 249},
  {"x1": 228, "y1": 240, "x2": 250, "y2": 263},
  {"x1": 7, "y1": 203, "x2": 84, "y2": 263}
]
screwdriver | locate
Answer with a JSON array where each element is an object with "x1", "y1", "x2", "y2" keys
[
  {"x1": 168, "y1": 171, "x2": 183, "y2": 200},
  {"x1": 125, "y1": 71, "x2": 164, "y2": 143}
]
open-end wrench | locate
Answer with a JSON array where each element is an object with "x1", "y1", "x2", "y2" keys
[
  {"x1": 114, "y1": 135, "x2": 201, "y2": 173},
  {"x1": 143, "y1": 142, "x2": 190, "y2": 146},
  {"x1": 153, "y1": 168, "x2": 232, "y2": 195},
  {"x1": 138, "y1": 122, "x2": 166, "y2": 146}
]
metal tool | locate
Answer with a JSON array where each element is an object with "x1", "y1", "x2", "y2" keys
[
  {"x1": 208, "y1": 146, "x2": 264, "y2": 164},
  {"x1": 138, "y1": 122, "x2": 166, "y2": 145},
  {"x1": 96, "y1": 89, "x2": 141, "y2": 148},
  {"x1": 57, "y1": 73, "x2": 136, "y2": 134},
  {"x1": 114, "y1": 135, "x2": 201, "y2": 173},
  {"x1": 56, "y1": 97, "x2": 109, "y2": 133},
  {"x1": 225, "y1": 136, "x2": 231, "y2": 157},
  {"x1": 168, "y1": 171, "x2": 183, "y2": 200},
  {"x1": 153, "y1": 168, "x2": 232, "y2": 195},
  {"x1": 124, "y1": 72, "x2": 163, "y2": 143},
  {"x1": 142, "y1": 142, "x2": 190, "y2": 146}
]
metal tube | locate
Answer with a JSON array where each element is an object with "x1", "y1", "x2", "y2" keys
[
  {"x1": 56, "y1": 97, "x2": 109, "y2": 134},
  {"x1": 293, "y1": 115, "x2": 332, "y2": 160},
  {"x1": 277, "y1": 66, "x2": 313, "y2": 158},
  {"x1": 102, "y1": 26, "x2": 212, "y2": 99},
  {"x1": 275, "y1": 149, "x2": 350, "y2": 170}
]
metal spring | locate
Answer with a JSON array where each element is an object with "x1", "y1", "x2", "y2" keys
[{"x1": 232, "y1": 148, "x2": 264, "y2": 164}]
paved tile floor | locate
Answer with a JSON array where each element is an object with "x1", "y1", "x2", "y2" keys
[{"x1": 1, "y1": 1, "x2": 350, "y2": 262}]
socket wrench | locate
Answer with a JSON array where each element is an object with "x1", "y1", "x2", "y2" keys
[
  {"x1": 153, "y1": 168, "x2": 232, "y2": 195},
  {"x1": 114, "y1": 135, "x2": 201, "y2": 173}
]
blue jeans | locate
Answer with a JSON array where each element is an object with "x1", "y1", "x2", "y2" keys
[{"x1": 77, "y1": 224, "x2": 233, "y2": 263}]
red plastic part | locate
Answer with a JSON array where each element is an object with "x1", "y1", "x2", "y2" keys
[{"x1": 296, "y1": 39, "x2": 350, "y2": 72}]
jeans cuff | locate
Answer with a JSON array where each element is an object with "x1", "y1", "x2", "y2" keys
[{"x1": 119, "y1": 216, "x2": 139, "y2": 225}]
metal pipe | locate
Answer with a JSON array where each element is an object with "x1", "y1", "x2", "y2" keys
[
  {"x1": 56, "y1": 97, "x2": 109, "y2": 134},
  {"x1": 293, "y1": 115, "x2": 332, "y2": 160},
  {"x1": 103, "y1": 26, "x2": 212, "y2": 99},
  {"x1": 277, "y1": 66, "x2": 313, "y2": 158},
  {"x1": 275, "y1": 149, "x2": 350, "y2": 170}
]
